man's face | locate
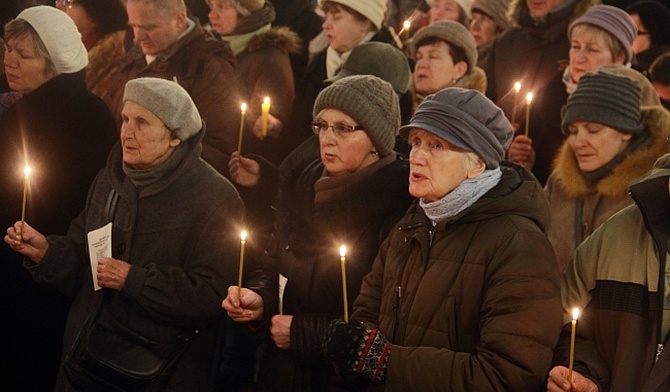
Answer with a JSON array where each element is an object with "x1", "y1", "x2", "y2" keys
[
  {"x1": 526, "y1": 0, "x2": 567, "y2": 19},
  {"x1": 127, "y1": 0, "x2": 186, "y2": 56}
]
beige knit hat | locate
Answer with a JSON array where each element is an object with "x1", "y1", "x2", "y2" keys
[
  {"x1": 17, "y1": 5, "x2": 88, "y2": 74},
  {"x1": 471, "y1": 0, "x2": 511, "y2": 30},
  {"x1": 412, "y1": 20, "x2": 478, "y2": 73},
  {"x1": 427, "y1": 0, "x2": 474, "y2": 19},
  {"x1": 321, "y1": 0, "x2": 388, "y2": 30},
  {"x1": 313, "y1": 75, "x2": 400, "y2": 157},
  {"x1": 234, "y1": 0, "x2": 264, "y2": 14}
]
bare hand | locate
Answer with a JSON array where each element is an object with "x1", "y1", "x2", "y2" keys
[
  {"x1": 97, "y1": 257, "x2": 130, "y2": 290},
  {"x1": 270, "y1": 314, "x2": 293, "y2": 350},
  {"x1": 547, "y1": 366, "x2": 599, "y2": 392},
  {"x1": 4, "y1": 221, "x2": 48, "y2": 262},
  {"x1": 228, "y1": 151, "x2": 261, "y2": 188},
  {"x1": 507, "y1": 134, "x2": 535, "y2": 170},
  {"x1": 222, "y1": 285, "x2": 264, "y2": 323},
  {"x1": 252, "y1": 113, "x2": 283, "y2": 139}
]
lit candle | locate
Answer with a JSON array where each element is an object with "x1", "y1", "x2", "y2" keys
[
  {"x1": 568, "y1": 308, "x2": 580, "y2": 384},
  {"x1": 524, "y1": 92, "x2": 533, "y2": 137},
  {"x1": 260, "y1": 97, "x2": 271, "y2": 138},
  {"x1": 401, "y1": 19, "x2": 411, "y2": 40},
  {"x1": 20, "y1": 165, "x2": 31, "y2": 237},
  {"x1": 237, "y1": 230, "x2": 247, "y2": 297},
  {"x1": 511, "y1": 82, "x2": 521, "y2": 125},
  {"x1": 237, "y1": 103, "x2": 247, "y2": 153},
  {"x1": 340, "y1": 245, "x2": 349, "y2": 323}
]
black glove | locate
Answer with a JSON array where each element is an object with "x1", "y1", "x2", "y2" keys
[{"x1": 323, "y1": 319, "x2": 391, "y2": 382}]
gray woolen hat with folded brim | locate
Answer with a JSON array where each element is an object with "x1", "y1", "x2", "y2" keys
[
  {"x1": 123, "y1": 77, "x2": 203, "y2": 141},
  {"x1": 399, "y1": 88, "x2": 513, "y2": 169}
]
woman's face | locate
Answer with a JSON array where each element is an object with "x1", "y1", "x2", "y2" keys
[
  {"x1": 3, "y1": 35, "x2": 54, "y2": 92},
  {"x1": 629, "y1": 13, "x2": 651, "y2": 55},
  {"x1": 429, "y1": 0, "x2": 461, "y2": 24},
  {"x1": 408, "y1": 129, "x2": 483, "y2": 202},
  {"x1": 120, "y1": 101, "x2": 182, "y2": 170},
  {"x1": 322, "y1": 6, "x2": 372, "y2": 53},
  {"x1": 526, "y1": 0, "x2": 566, "y2": 19},
  {"x1": 469, "y1": 11, "x2": 498, "y2": 48},
  {"x1": 413, "y1": 41, "x2": 467, "y2": 95},
  {"x1": 567, "y1": 121, "x2": 632, "y2": 172},
  {"x1": 569, "y1": 27, "x2": 618, "y2": 83},
  {"x1": 315, "y1": 109, "x2": 378, "y2": 176},
  {"x1": 207, "y1": 0, "x2": 239, "y2": 35}
]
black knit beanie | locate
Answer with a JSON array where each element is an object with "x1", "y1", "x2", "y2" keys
[
  {"x1": 562, "y1": 71, "x2": 643, "y2": 136},
  {"x1": 313, "y1": 75, "x2": 400, "y2": 157}
]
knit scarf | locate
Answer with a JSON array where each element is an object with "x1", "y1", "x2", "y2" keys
[
  {"x1": 325, "y1": 31, "x2": 375, "y2": 78},
  {"x1": 223, "y1": 24, "x2": 271, "y2": 56},
  {"x1": 122, "y1": 141, "x2": 189, "y2": 193},
  {"x1": 420, "y1": 168, "x2": 502, "y2": 225}
]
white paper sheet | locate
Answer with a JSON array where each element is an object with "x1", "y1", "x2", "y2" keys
[
  {"x1": 87, "y1": 222, "x2": 112, "y2": 291},
  {"x1": 278, "y1": 273, "x2": 288, "y2": 315}
]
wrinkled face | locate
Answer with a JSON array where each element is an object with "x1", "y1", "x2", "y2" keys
[
  {"x1": 413, "y1": 41, "x2": 466, "y2": 95},
  {"x1": 629, "y1": 13, "x2": 651, "y2": 55},
  {"x1": 127, "y1": 0, "x2": 185, "y2": 56},
  {"x1": 207, "y1": 0, "x2": 238, "y2": 35},
  {"x1": 3, "y1": 35, "x2": 54, "y2": 92},
  {"x1": 315, "y1": 109, "x2": 378, "y2": 176},
  {"x1": 408, "y1": 129, "x2": 483, "y2": 202},
  {"x1": 469, "y1": 11, "x2": 498, "y2": 48},
  {"x1": 429, "y1": 0, "x2": 461, "y2": 24},
  {"x1": 526, "y1": 0, "x2": 566, "y2": 19},
  {"x1": 120, "y1": 101, "x2": 182, "y2": 169},
  {"x1": 322, "y1": 6, "x2": 372, "y2": 53},
  {"x1": 567, "y1": 121, "x2": 632, "y2": 172},
  {"x1": 569, "y1": 27, "x2": 617, "y2": 83}
]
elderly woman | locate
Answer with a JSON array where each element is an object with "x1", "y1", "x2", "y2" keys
[
  {"x1": 411, "y1": 20, "x2": 486, "y2": 108},
  {"x1": 223, "y1": 75, "x2": 414, "y2": 391},
  {"x1": 0, "y1": 6, "x2": 117, "y2": 390},
  {"x1": 546, "y1": 70, "x2": 669, "y2": 272},
  {"x1": 4, "y1": 77, "x2": 244, "y2": 391},
  {"x1": 323, "y1": 87, "x2": 562, "y2": 390},
  {"x1": 426, "y1": 0, "x2": 472, "y2": 26},
  {"x1": 469, "y1": 0, "x2": 510, "y2": 66}
]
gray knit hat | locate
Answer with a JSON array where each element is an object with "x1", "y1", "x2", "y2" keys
[
  {"x1": 569, "y1": 5, "x2": 637, "y2": 64},
  {"x1": 412, "y1": 20, "x2": 478, "y2": 73},
  {"x1": 313, "y1": 75, "x2": 400, "y2": 157},
  {"x1": 325, "y1": 42, "x2": 412, "y2": 95},
  {"x1": 399, "y1": 88, "x2": 513, "y2": 169},
  {"x1": 561, "y1": 71, "x2": 643, "y2": 136},
  {"x1": 471, "y1": 0, "x2": 511, "y2": 31},
  {"x1": 123, "y1": 77, "x2": 203, "y2": 141}
]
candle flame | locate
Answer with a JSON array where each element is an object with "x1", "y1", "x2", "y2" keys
[
  {"x1": 24, "y1": 166, "x2": 32, "y2": 178},
  {"x1": 240, "y1": 230, "x2": 247, "y2": 241},
  {"x1": 340, "y1": 245, "x2": 346, "y2": 258},
  {"x1": 263, "y1": 96, "x2": 270, "y2": 105},
  {"x1": 403, "y1": 20, "x2": 411, "y2": 30},
  {"x1": 241, "y1": 102, "x2": 247, "y2": 113},
  {"x1": 572, "y1": 308, "x2": 580, "y2": 321},
  {"x1": 514, "y1": 82, "x2": 521, "y2": 93},
  {"x1": 526, "y1": 92, "x2": 533, "y2": 103}
]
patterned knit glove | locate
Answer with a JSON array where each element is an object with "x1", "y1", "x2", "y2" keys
[{"x1": 323, "y1": 319, "x2": 391, "y2": 382}]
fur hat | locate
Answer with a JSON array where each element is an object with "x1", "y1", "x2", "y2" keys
[
  {"x1": 320, "y1": 0, "x2": 387, "y2": 30},
  {"x1": 123, "y1": 77, "x2": 203, "y2": 141},
  {"x1": 325, "y1": 42, "x2": 411, "y2": 95},
  {"x1": 569, "y1": 5, "x2": 637, "y2": 64},
  {"x1": 313, "y1": 75, "x2": 400, "y2": 157},
  {"x1": 17, "y1": 5, "x2": 88, "y2": 74},
  {"x1": 471, "y1": 0, "x2": 511, "y2": 30},
  {"x1": 412, "y1": 20, "x2": 478, "y2": 73},
  {"x1": 561, "y1": 71, "x2": 643, "y2": 136},
  {"x1": 399, "y1": 88, "x2": 513, "y2": 169}
]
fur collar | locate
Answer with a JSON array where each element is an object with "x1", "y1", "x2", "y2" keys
[
  {"x1": 552, "y1": 106, "x2": 670, "y2": 199},
  {"x1": 246, "y1": 26, "x2": 302, "y2": 55}
]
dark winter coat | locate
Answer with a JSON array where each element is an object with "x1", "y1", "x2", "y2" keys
[
  {"x1": 353, "y1": 162, "x2": 563, "y2": 391},
  {"x1": 102, "y1": 22, "x2": 243, "y2": 177},
  {"x1": 482, "y1": 0, "x2": 599, "y2": 185},
  {"x1": 24, "y1": 130, "x2": 244, "y2": 391},
  {"x1": 555, "y1": 153, "x2": 670, "y2": 392},
  {"x1": 248, "y1": 153, "x2": 414, "y2": 391}
]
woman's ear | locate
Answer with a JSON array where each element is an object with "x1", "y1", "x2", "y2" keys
[
  {"x1": 454, "y1": 61, "x2": 468, "y2": 80},
  {"x1": 169, "y1": 138, "x2": 182, "y2": 148},
  {"x1": 466, "y1": 159, "x2": 486, "y2": 179}
]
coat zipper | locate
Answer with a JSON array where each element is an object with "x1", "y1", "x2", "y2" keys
[{"x1": 391, "y1": 286, "x2": 401, "y2": 343}]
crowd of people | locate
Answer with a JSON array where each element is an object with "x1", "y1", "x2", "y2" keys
[{"x1": 1, "y1": 0, "x2": 669, "y2": 391}]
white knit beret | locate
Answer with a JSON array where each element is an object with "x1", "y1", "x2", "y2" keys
[
  {"x1": 321, "y1": 0, "x2": 388, "y2": 30},
  {"x1": 123, "y1": 78, "x2": 203, "y2": 141},
  {"x1": 17, "y1": 5, "x2": 88, "y2": 74}
]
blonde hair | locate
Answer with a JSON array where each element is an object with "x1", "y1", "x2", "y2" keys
[
  {"x1": 571, "y1": 23, "x2": 626, "y2": 64},
  {"x1": 4, "y1": 18, "x2": 57, "y2": 77}
]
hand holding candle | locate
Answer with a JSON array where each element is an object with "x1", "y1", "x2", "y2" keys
[
  {"x1": 260, "y1": 97, "x2": 271, "y2": 138},
  {"x1": 568, "y1": 308, "x2": 580, "y2": 384},
  {"x1": 20, "y1": 165, "x2": 31, "y2": 237},
  {"x1": 237, "y1": 230, "x2": 247, "y2": 297},
  {"x1": 524, "y1": 92, "x2": 533, "y2": 137},
  {"x1": 340, "y1": 245, "x2": 348, "y2": 323},
  {"x1": 237, "y1": 103, "x2": 247, "y2": 153},
  {"x1": 511, "y1": 82, "x2": 521, "y2": 125}
]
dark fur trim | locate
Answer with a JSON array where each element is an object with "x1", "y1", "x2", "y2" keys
[{"x1": 246, "y1": 26, "x2": 302, "y2": 55}]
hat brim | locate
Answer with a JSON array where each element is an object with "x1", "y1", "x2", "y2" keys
[{"x1": 398, "y1": 122, "x2": 473, "y2": 153}]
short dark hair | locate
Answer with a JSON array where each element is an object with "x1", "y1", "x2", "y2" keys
[
  {"x1": 76, "y1": 0, "x2": 128, "y2": 36},
  {"x1": 415, "y1": 37, "x2": 468, "y2": 70}
]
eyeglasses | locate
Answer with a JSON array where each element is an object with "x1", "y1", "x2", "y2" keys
[
  {"x1": 311, "y1": 122, "x2": 364, "y2": 137},
  {"x1": 55, "y1": 0, "x2": 74, "y2": 9}
]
